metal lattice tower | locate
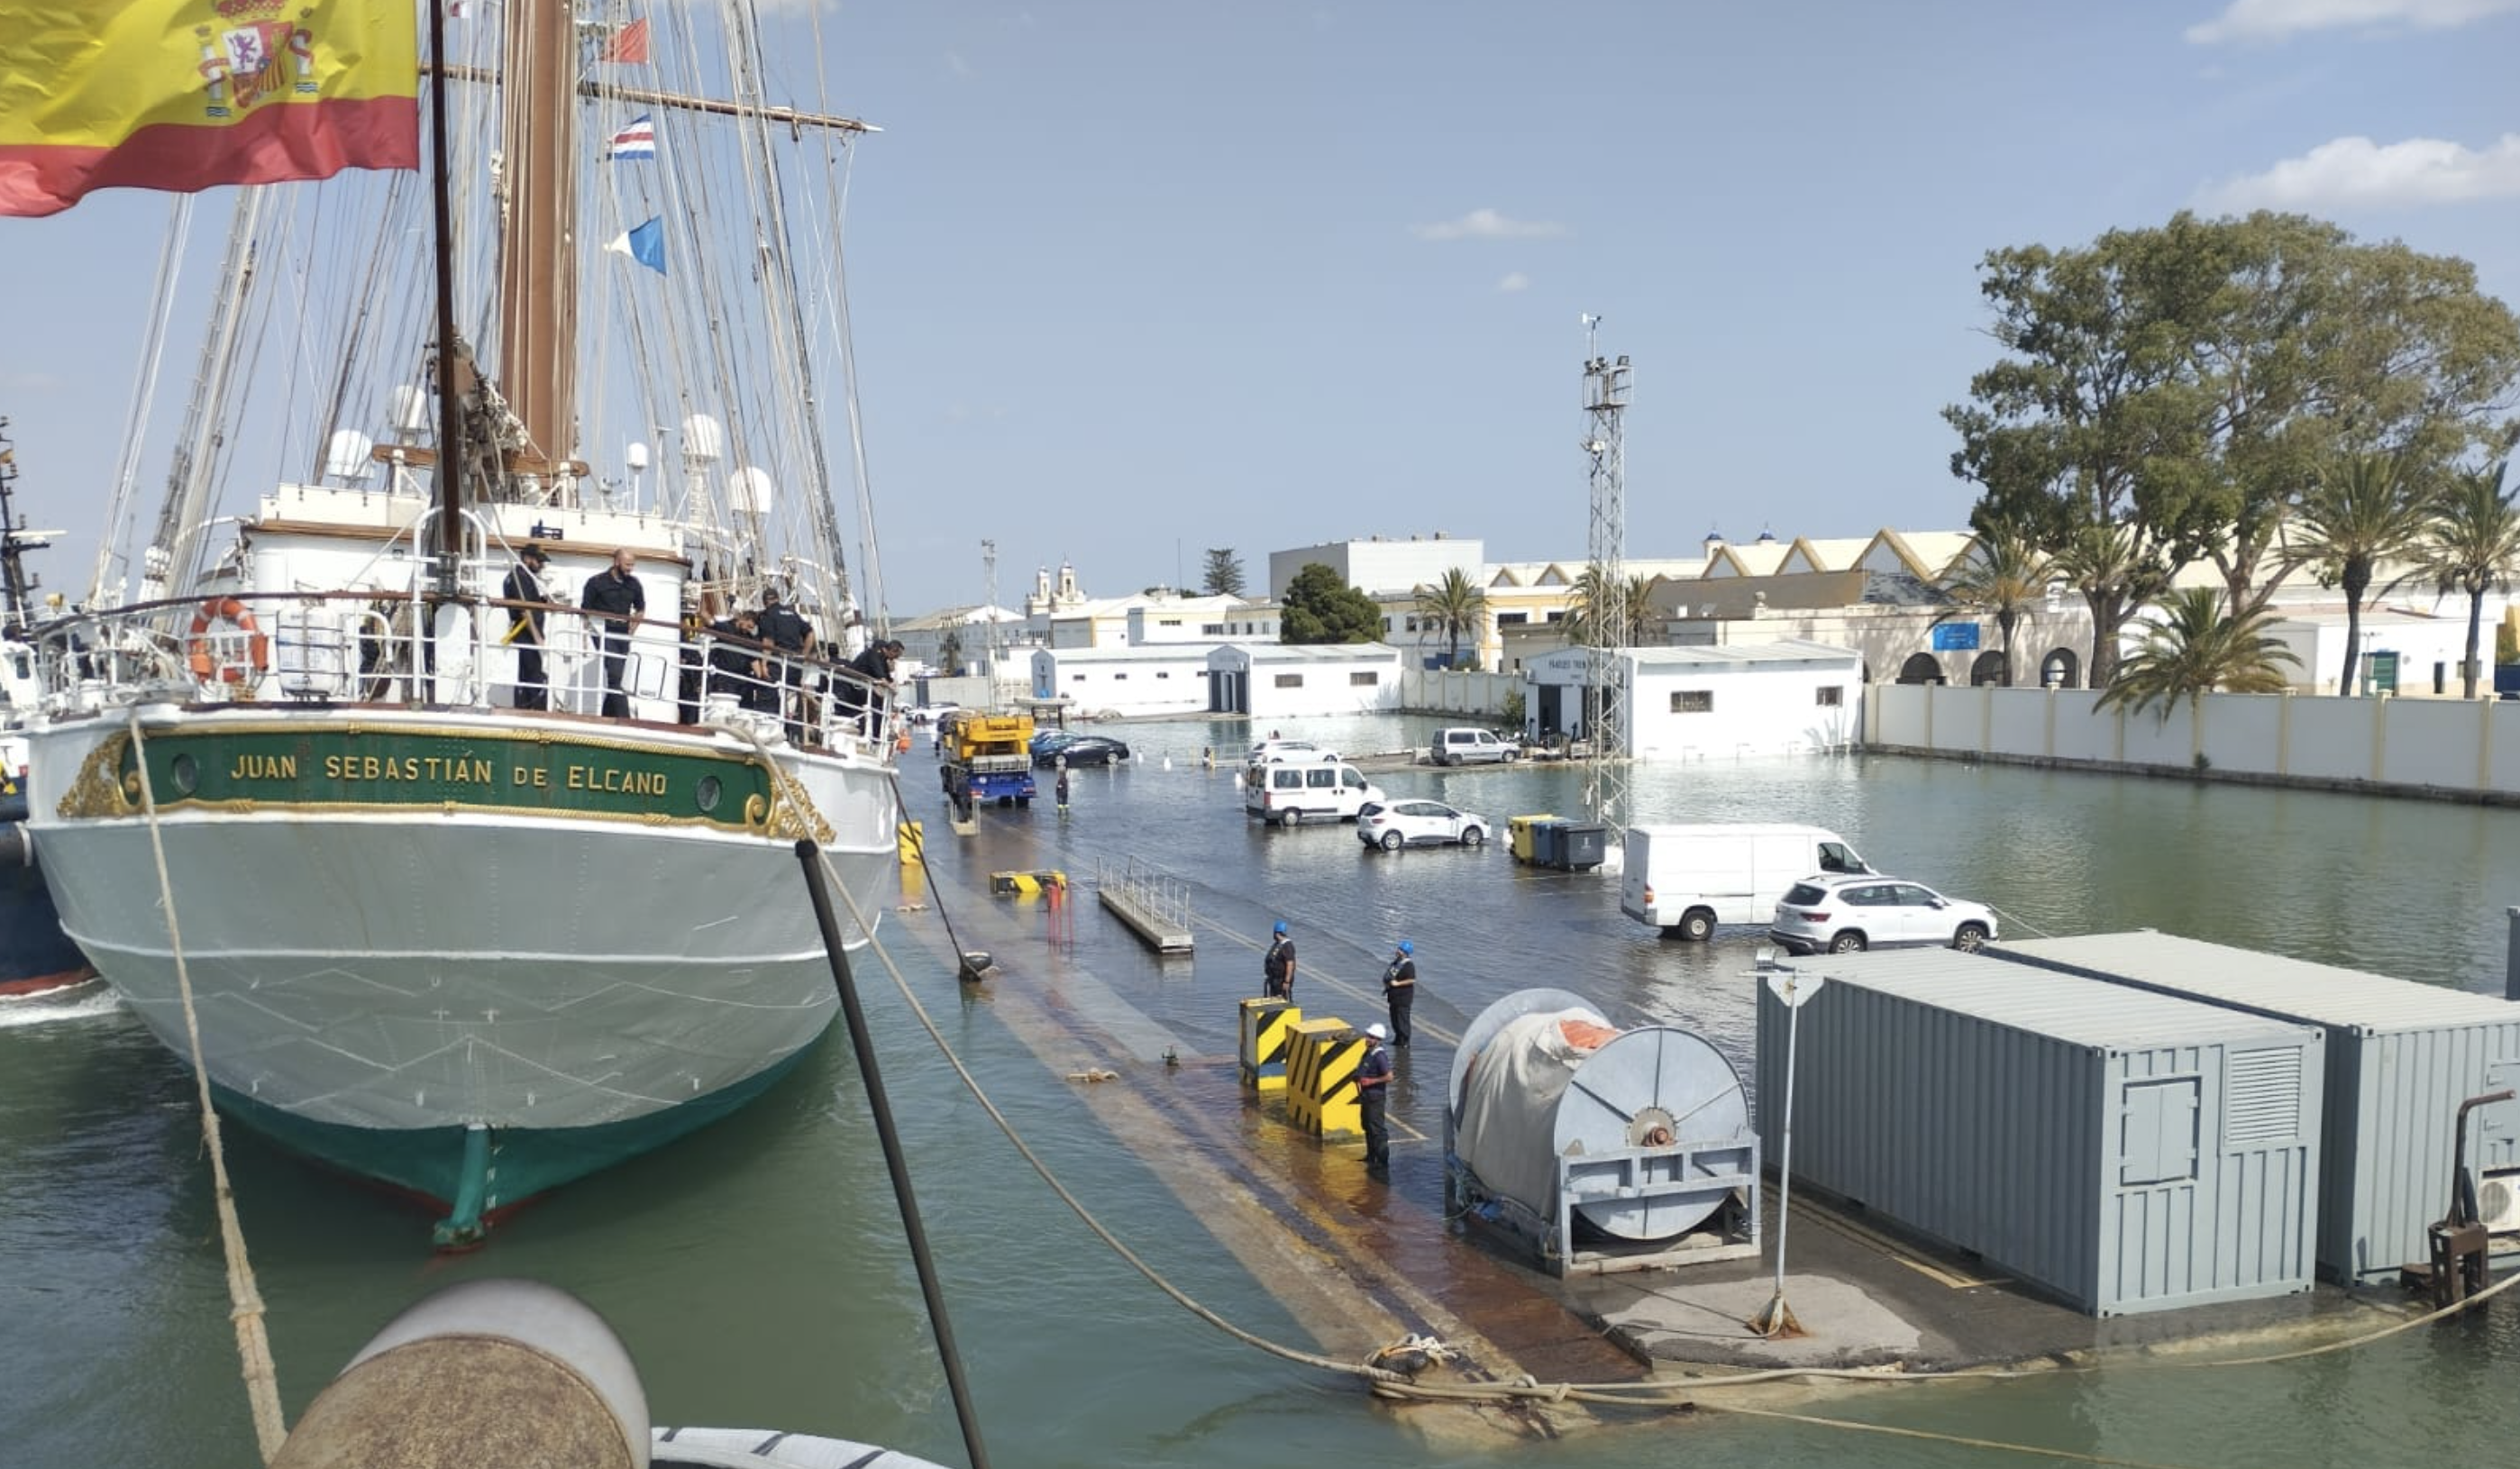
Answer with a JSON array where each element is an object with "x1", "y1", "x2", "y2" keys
[
  {"x1": 981, "y1": 537, "x2": 1000, "y2": 681},
  {"x1": 1579, "y1": 316, "x2": 1632, "y2": 852}
]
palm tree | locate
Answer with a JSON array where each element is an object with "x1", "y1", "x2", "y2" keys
[
  {"x1": 1938, "y1": 521, "x2": 2050, "y2": 687},
  {"x1": 2417, "y1": 460, "x2": 2520, "y2": 699},
  {"x1": 2287, "y1": 451, "x2": 2436, "y2": 695},
  {"x1": 2048, "y1": 519, "x2": 2167, "y2": 689},
  {"x1": 1565, "y1": 567, "x2": 1656, "y2": 647},
  {"x1": 2099, "y1": 588, "x2": 2300, "y2": 719},
  {"x1": 1411, "y1": 567, "x2": 1489, "y2": 669},
  {"x1": 938, "y1": 628, "x2": 964, "y2": 677}
]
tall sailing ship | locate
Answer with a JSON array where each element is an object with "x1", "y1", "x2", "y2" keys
[{"x1": 13, "y1": 2, "x2": 899, "y2": 1240}]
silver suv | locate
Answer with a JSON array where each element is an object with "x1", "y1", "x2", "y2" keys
[{"x1": 1429, "y1": 727, "x2": 1518, "y2": 766}]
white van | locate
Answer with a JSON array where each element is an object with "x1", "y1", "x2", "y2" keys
[
  {"x1": 1619, "y1": 823, "x2": 1868, "y2": 941},
  {"x1": 1244, "y1": 759, "x2": 1383, "y2": 826}
]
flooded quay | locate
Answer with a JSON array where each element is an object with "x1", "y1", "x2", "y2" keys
[{"x1": 6, "y1": 711, "x2": 2520, "y2": 1467}]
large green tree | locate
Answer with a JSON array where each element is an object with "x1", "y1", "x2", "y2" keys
[
  {"x1": 2179, "y1": 217, "x2": 2520, "y2": 616},
  {"x1": 1201, "y1": 548, "x2": 1246, "y2": 598},
  {"x1": 1949, "y1": 212, "x2": 2520, "y2": 678},
  {"x1": 2419, "y1": 461, "x2": 2520, "y2": 698},
  {"x1": 1279, "y1": 562, "x2": 1382, "y2": 643},
  {"x1": 1936, "y1": 521, "x2": 2050, "y2": 687},
  {"x1": 2288, "y1": 451, "x2": 2435, "y2": 695},
  {"x1": 2099, "y1": 588, "x2": 2299, "y2": 719},
  {"x1": 1945, "y1": 227, "x2": 2200, "y2": 685},
  {"x1": 1411, "y1": 568, "x2": 1488, "y2": 669}
]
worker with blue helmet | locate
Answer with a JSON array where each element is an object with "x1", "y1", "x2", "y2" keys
[
  {"x1": 1382, "y1": 939, "x2": 1417, "y2": 1047},
  {"x1": 1263, "y1": 919, "x2": 1296, "y2": 1001}
]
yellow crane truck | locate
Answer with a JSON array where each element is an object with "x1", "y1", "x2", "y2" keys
[{"x1": 938, "y1": 710, "x2": 1037, "y2": 817}]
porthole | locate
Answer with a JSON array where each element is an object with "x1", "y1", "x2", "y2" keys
[
  {"x1": 696, "y1": 774, "x2": 723, "y2": 814},
  {"x1": 171, "y1": 753, "x2": 199, "y2": 796}
]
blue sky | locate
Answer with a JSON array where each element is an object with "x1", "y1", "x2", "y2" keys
[{"x1": 5, "y1": 0, "x2": 2518, "y2": 616}]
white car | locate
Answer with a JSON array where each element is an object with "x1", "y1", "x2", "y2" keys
[
  {"x1": 1248, "y1": 738, "x2": 1338, "y2": 764},
  {"x1": 1357, "y1": 799, "x2": 1489, "y2": 851},
  {"x1": 1429, "y1": 727, "x2": 1519, "y2": 766},
  {"x1": 1767, "y1": 874, "x2": 1998, "y2": 955}
]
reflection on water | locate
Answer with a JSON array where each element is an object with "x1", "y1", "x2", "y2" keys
[{"x1": 7, "y1": 712, "x2": 2520, "y2": 1466}]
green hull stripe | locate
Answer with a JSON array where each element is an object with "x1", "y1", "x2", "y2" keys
[
  {"x1": 89, "y1": 725, "x2": 776, "y2": 828},
  {"x1": 205, "y1": 1031, "x2": 828, "y2": 1217}
]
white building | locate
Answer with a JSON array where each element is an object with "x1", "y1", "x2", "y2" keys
[
  {"x1": 1029, "y1": 643, "x2": 1219, "y2": 717},
  {"x1": 1126, "y1": 594, "x2": 1258, "y2": 645},
  {"x1": 1525, "y1": 642, "x2": 1863, "y2": 760},
  {"x1": 1205, "y1": 643, "x2": 1407, "y2": 718},
  {"x1": 2262, "y1": 606, "x2": 2484, "y2": 696},
  {"x1": 1268, "y1": 534, "x2": 1483, "y2": 598}
]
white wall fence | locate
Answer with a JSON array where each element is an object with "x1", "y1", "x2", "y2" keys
[
  {"x1": 1869, "y1": 682, "x2": 2520, "y2": 804},
  {"x1": 1399, "y1": 666, "x2": 1521, "y2": 718}
]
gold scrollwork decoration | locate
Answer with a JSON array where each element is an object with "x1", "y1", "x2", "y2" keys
[{"x1": 56, "y1": 733, "x2": 138, "y2": 820}]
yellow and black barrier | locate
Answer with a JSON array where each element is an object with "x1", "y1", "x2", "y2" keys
[
  {"x1": 897, "y1": 819, "x2": 924, "y2": 864},
  {"x1": 1283, "y1": 1018, "x2": 1365, "y2": 1140},
  {"x1": 1237, "y1": 998, "x2": 1301, "y2": 1090},
  {"x1": 989, "y1": 870, "x2": 1067, "y2": 898}
]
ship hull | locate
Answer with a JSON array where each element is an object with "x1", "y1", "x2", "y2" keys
[{"x1": 23, "y1": 707, "x2": 898, "y2": 1224}]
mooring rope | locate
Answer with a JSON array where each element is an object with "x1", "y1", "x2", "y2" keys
[
  {"x1": 127, "y1": 711, "x2": 289, "y2": 1462},
  {"x1": 772, "y1": 734, "x2": 2504, "y2": 1466}
]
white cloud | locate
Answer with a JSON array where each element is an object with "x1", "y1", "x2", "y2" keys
[
  {"x1": 2187, "y1": 0, "x2": 2520, "y2": 43},
  {"x1": 1410, "y1": 208, "x2": 1568, "y2": 242},
  {"x1": 1496, "y1": 272, "x2": 1530, "y2": 293},
  {"x1": 2200, "y1": 132, "x2": 2520, "y2": 209},
  {"x1": 945, "y1": 50, "x2": 973, "y2": 79}
]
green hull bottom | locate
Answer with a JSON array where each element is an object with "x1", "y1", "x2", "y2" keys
[{"x1": 209, "y1": 1038, "x2": 825, "y2": 1245}]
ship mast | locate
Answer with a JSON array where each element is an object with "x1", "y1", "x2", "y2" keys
[
  {"x1": 494, "y1": 0, "x2": 582, "y2": 481},
  {"x1": 0, "y1": 417, "x2": 53, "y2": 635}
]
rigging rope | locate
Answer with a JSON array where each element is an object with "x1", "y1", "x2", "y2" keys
[
  {"x1": 126, "y1": 712, "x2": 289, "y2": 1462},
  {"x1": 729, "y1": 734, "x2": 2510, "y2": 1466}
]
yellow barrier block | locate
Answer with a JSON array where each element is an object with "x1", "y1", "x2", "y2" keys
[
  {"x1": 1283, "y1": 1018, "x2": 1365, "y2": 1141},
  {"x1": 1238, "y1": 999, "x2": 1301, "y2": 1090},
  {"x1": 988, "y1": 870, "x2": 1067, "y2": 897},
  {"x1": 897, "y1": 820, "x2": 925, "y2": 864}
]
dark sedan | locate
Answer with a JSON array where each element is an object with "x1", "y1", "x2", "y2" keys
[{"x1": 1036, "y1": 734, "x2": 1131, "y2": 768}]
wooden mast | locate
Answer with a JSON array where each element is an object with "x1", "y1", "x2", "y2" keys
[{"x1": 498, "y1": 0, "x2": 580, "y2": 481}]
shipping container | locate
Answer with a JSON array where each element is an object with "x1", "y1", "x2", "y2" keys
[
  {"x1": 1992, "y1": 932, "x2": 2520, "y2": 1282},
  {"x1": 1754, "y1": 947, "x2": 2324, "y2": 1316}
]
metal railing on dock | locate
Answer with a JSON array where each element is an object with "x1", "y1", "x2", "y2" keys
[{"x1": 1094, "y1": 858, "x2": 1193, "y2": 953}]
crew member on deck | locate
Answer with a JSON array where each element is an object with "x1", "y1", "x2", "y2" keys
[
  {"x1": 582, "y1": 548, "x2": 646, "y2": 718},
  {"x1": 502, "y1": 543, "x2": 552, "y2": 710},
  {"x1": 755, "y1": 588, "x2": 816, "y2": 738}
]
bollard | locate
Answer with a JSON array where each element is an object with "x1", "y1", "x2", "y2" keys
[
  {"x1": 1238, "y1": 998, "x2": 1300, "y2": 1090},
  {"x1": 1283, "y1": 1018, "x2": 1365, "y2": 1140}
]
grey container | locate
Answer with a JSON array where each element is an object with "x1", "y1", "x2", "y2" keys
[
  {"x1": 1755, "y1": 947, "x2": 2324, "y2": 1317},
  {"x1": 1991, "y1": 931, "x2": 2520, "y2": 1282}
]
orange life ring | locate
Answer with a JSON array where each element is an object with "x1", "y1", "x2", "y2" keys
[{"x1": 187, "y1": 597, "x2": 270, "y2": 684}]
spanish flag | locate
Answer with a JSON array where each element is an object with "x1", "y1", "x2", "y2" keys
[{"x1": 0, "y1": 0, "x2": 418, "y2": 218}]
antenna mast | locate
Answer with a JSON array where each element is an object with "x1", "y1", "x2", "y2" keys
[
  {"x1": 1579, "y1": 316, "x2": 1632, "y2": 853},
  {"x1": 981, "y1": 538, "x2": 1000, "y2": 688}
]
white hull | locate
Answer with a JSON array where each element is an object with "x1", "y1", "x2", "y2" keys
[{"x1": 23, "y1": 707, "x2": 898, "y2": 1136}]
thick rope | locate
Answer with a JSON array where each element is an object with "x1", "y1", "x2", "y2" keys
[
  {"x1": 765, "y1": 730, "x2": 2501, "y2": 1466},
  {"x1": 128, "y1": 712, "x2": 288, "y2": 1461}
]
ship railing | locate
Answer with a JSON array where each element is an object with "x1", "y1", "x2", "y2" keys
[{"x1": 23, "y1": 591, "x2": 902, "y2": 760}]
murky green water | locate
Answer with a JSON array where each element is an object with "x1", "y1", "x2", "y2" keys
[{"x1": 6, "y1": 714, "x2": 2520, "y2": 1466}]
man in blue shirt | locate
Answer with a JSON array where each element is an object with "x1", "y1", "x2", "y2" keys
[{"x1": 1356, "y1": 1022, "x2": 1392, "y2": 1178}]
